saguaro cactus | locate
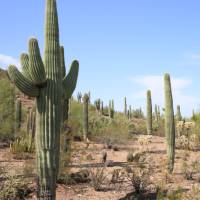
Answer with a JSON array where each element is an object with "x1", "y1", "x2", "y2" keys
[
  {"x1": 124, "y1": 97, "x2": 127, "y2": 116},
  {"x1": 94, "y1": 99, "x2": 101, "y2": 114},
  {"x1": 15, "y1": 98, "x2": 21, "y2": 130},
  {"x1": 146, "y1": 90, "x2": 152, "y2": 135},
  {"x1": 77, "y1": 92, "x2": 82, "y2": 103},
  {"x1": 8, "y1": 0, "x2": 79, "y2": 199},
  {"x1": 176, "y1": 105, "x2": 182, "y2": 122},
  {"x1": 129, "y1": 105, "x2": 132, "y2": 119},
  {"x1": 83, "y1": 94, "x2": 89, "y2": 141},
  {"x1": 100, "y1": 101, "x2": 104, "y2": 115},
  {"x1": 164, "y1": 73, "x2": 175, "y2": 173}
]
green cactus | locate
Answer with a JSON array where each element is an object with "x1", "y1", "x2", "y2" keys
[
  {"x1": 100, "y1": 101, "x2": 104, "y2": 115},
  {"x1": 129, "y1": 105, "x2": 132, "y2": 119},
  {"x1": 154, "y1": 104, "x2": 157, "y2": 121},
  {"x1": 83, "y1": 94, "x2": 89, "y2": 141},
  {"x1": 176, "y1": 105, "x2": 182, "y2": 122},
  {"x1": 8, "y1": 0, "x2": 79, "y2": 199},
  {"x1": 15, "y1": 98, "x2": 21, "y2": 130},
  {"x1": 94, "y1": 98, "x2": 101, "y2": 114},
  {"x1": 27, "y1": 107, "x2": 36, "y2": 138},
  {"x1": 124, "y1": 97, "x2": 127, "y2": 116},
  {"x1": 164, "y1": 73, "x2": 175, "y2": 173},
  {"x1": 77, "y1": 92, "x2": 82, "y2": 103},
  {"x1": 146, "y1": 90, "x2": 152, "y2": 135},
  {"x1": 111, "y1": 99, "x2": 115, "y2": 118}
]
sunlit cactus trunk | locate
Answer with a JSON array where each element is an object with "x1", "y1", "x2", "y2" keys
[
  {"x1": 146, "y1": 90, "x2": 152, "y2": 135},
  {"x1": 83, "y1": 94, "x2": 89, "y2": 141},
  {"x1": 8, "y1": 0, "x2": 79, "y2": 199},
  {"x1": 164, "y1": 73, "x2": 175, "y2": 173}
]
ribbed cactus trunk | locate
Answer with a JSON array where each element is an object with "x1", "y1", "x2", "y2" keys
[
  {"x1": 176, "y1": 105, "x2": 182, "y2": 122},
  {"x1": 124, "y1": 97, "x2": 127, "y2": 116},
  {"x1": 146, "y1": 90, "x2": 152, "y2": 135},
  {"x1": 154, "y1": 104, "x2": 158, "y2": 122},
  {"x1": 164, "y1": 73, "x2": 175, "y2": 173},
  {"x1": 83, "y1": 94, "x2": 89, "y2": 141},
  {"x1": 8, "y1": 0, "x2": 79, "y2": 199},
  {"x1": 15, "y1": 98, "x2": 21, "y2": 130}
]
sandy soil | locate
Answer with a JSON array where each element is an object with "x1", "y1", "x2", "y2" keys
[{"x1": 1, "y1": 135, "x2": 200, "y2": 200}]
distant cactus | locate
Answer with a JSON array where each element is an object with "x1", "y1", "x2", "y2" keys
[
  {"x1": 176, "y1": 105, "x2": 182, "y2": 122},
  {"x1": 83, "y1": 94, "x2": 89, "y2": 141},
  {"x1": 129, "y1": 105, "x2": 132, "y2": 119},
  {"x1": 15, "y1": 98, "x2": 21, "y2": 130},
  {"x1": 94, "y1": 99, "x2": 101, "y2": 114},
  {"x1": 26, "y1": 107, "x2": 36, "y2": 139},
  {"x1": 7, "y1": 0, "x2": 79, "y2": 198},
  {"x1": 164, "y1": 73, "x2": 175, "y2": 173},
  {"x1": 146, "y1": 90, "x2": 152, "y2": 135},
  {"x1": 124, "y1": 97, "x2": 127, "y2": 116},
  {"x1": 154, "y1": 104, "x2": 158, "y2": 122},
  {"x1": 77, "y1": 92, "x2": 82, "y2": 103},
  {"x1": 100, "y1": 101, "x2": 104, "y2": 115},
  {"x1": 111, "y1": 100, "x2": 115, "y2": 118}
]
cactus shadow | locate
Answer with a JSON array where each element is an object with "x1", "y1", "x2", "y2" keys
[
  {"x1": 68, "y1": 161, "x2": 133, "y2": 168},
  {"x1": 118, "y1": 191, "x2": 157, "y2": 200}
]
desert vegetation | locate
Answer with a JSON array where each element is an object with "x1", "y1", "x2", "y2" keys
[{"x1": 1, "y1": 0, "x2": 200, "y2": 200}]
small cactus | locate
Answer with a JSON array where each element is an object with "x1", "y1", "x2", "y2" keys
[
  {"x1": 124, "y1": 97, "x2": 127, "y2": 116},
  {"x1": 164, "y1": 73, "x2": 175, "y2": 173},
  {"x1": 94, "y1": 99, "x2": 101, "y2": 114},
  {"x1": 83, "y1": 94, "x2": 89, "y2": 141},
  {"x1": 15, "y1": 98, "x2": 21, "y2": 130},
  {"x1": 77, "y1": 92, "x2": 82, "y2": 103},
  {"x1": 127, "y1": 152, "x2": 134, "y2": 162},
  {"x1": 146, "y1": 90, "x2": 152, "y2": 135},
  {"x1": 176, "y1": 105, "x2": 182, "y2": 122}
]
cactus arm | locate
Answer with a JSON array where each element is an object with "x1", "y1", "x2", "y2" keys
[
  {"x1": 63, "y1": 60, "x2": 79, "y2": 99},
  {"x1": 20, "y1": 53, "x2": 33, "y2": 81},
  {"x1": 29, "y1": 38, "x2": 46, "y2": 86},
  {"x1": 60, "y1": 46, "x2": 66, "y2": 78},
  {"x1": 8, "y1": 65, "x2": 40, "y2": 97}
]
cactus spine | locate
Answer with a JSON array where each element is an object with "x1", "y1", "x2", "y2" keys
[
  {"x1": 8, "y1": 0, "x2": 79, "y2": 199},
  {"x1": 164, "y1": 73, "x2": 175, "y2": 173},
  {"x1": 146, "y1": 90, "x2": 152, "y2": 135},
  {"x1": 83, "y1": 94, "x2": 89, "y2": 141},
  {"x1": 15, "y1": 98, "x2": 21, "y2": 130},
  {"x1": 176, "y1": 105, "x2": 182, "y2": 122},
  {"x1": 124, "y1": 97, "x2": 127, "y2": 116}
]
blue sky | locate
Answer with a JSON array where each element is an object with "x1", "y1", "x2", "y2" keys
[{"x1": 1, "y1": 0, "x2": 200, "y2": 116}]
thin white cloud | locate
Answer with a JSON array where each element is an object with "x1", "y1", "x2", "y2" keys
[
  {"x1": 0, "y1": 54, "x2": 19, "y2": 69},
  {"x1": 130, "y1": 75, "x2": 199, "y2": 117}
]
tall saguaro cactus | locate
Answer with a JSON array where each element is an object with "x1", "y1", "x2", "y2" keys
[
  {"x1": 146, "y1": 90, "x2": 152, "y2": 135},
  {"x1": 15, "y1": 98, "x2": 21, "y2": 130},
  {"x1": 83, "y1": 94, "x2": 89, "y2": 141},
  {"x1": 164, "y1": 73, "x2": 175, "y2": 173},
  {"x1": 8, "y1": 0, "x2": 79, "y2": 199}
]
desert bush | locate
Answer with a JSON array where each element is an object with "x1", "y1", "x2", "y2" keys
[
  {"x1": 0, "y1": 176, "x2": 31, "y2": 200},
  {"x1": 181, "y1": 161, "x2": 193, "y2": 180},
  {"x1": 0, "y1": 77, "x2": 15, "y2": 141},
  {"x1": 89, "y1": 167, "x2": 107, "y2": 191},
  {"x1": 125, "y1": 167, "x2": 150, "y2": 194},
  {"x1": 183, "y1": 185, "x2": 200, "y2": 200},
  {"x1": 10, "y1": 134, "x2": 34, "y2": 154}
]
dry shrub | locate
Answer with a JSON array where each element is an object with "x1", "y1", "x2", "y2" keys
[{"x1": 89, "y1": 167, "x2": 107, "y2": 191}]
